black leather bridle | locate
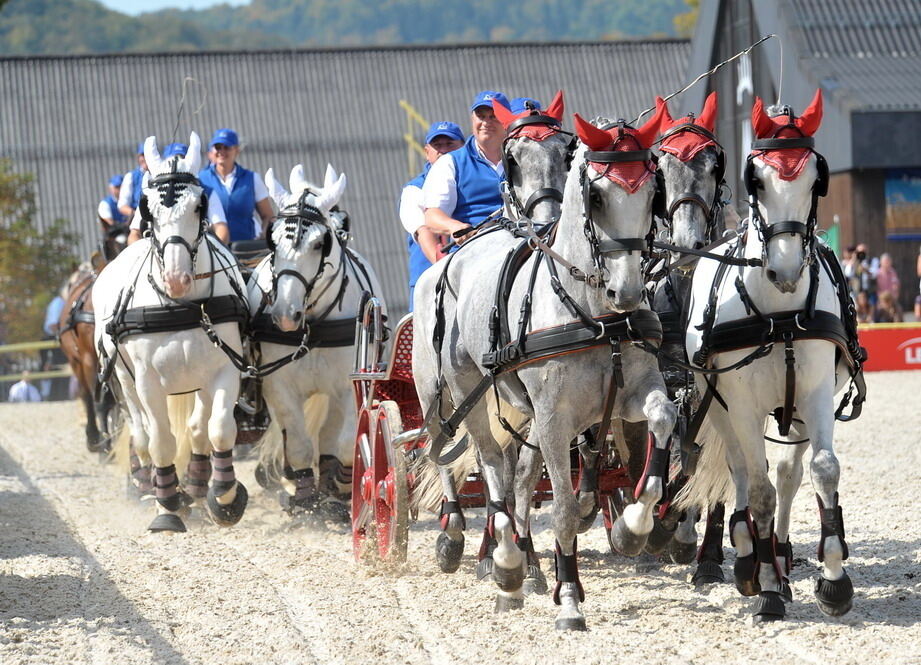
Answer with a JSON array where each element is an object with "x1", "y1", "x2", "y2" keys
[{"x1": 139, "y1": 165, "x2": 208, "y2": 268}]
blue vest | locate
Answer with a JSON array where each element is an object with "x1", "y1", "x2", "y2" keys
[
  {"x1": 450, "y1": 135, "x2": 504, "y2": 228},
  {"x1": 102, "y1": 195, "x2": 125, "y2": 223},
  {"x1": 198, "y1": 164, "x2": 257, "y2": 242},
  {"x1": 129, "y1": 167, "x2": 144, "y2": 209},
  {"x1": 403, "y1": 165, "x2": 432, "y2": 291}
]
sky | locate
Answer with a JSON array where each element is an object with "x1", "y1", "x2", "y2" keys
[{"x1": 96, "y1": 0, "x2": 249, "y2": 15}]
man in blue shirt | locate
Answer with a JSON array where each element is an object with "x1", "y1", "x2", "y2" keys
[
  {"x1": 98, "y1": 174, "x2": 126, "y2": 229},
  {"x1": 117, "y1": 142, "x2": 148, "y2": 220},
  {"x1": 422, "y1": 91, "x2": 510, "y2": 239},
  {"x1": 399, "y1": 121, "x2": 465, "y2": 310},
  {"x1": 198, "y1": 128, "x2": 274, "y2": 243}
]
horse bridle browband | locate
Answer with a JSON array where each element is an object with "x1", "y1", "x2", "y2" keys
[
  {"x1": 501, "y1": 112, "x2": 577, "y2": 220},
  {"x1": 141, "y1": 163, "x2": 208, "y2": 266}
]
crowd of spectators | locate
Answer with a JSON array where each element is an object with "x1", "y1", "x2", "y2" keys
[{"x1": 842, "y1": 242, "x2": 918, "y2": 323}]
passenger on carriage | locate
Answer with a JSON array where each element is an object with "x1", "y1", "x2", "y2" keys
[
  {"x1": 117, "y1": 142, "x2": 148, "y2": 220},
  {"x1": 126, "y1": 142, "x2": 231, "y2": 245},
  {"x1": 422, "y1": 90, "x2": 511, "y2": 241},
  {"x1": 198, "y1": 128, "x2": 274, "y2": 244},
  {"x1": 97, "y1": 174, "x2": 126, "y2": 229},
  {"x1": 399, "y1": 120, "x2": 464, "y2": 310}
]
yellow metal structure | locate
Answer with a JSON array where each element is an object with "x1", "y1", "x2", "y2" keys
[
  {"x1": 0, "y1": 339, "x2": 72, "y2": 382},
  {"x1": 399, "y1": 99, "x2": 429, "y2": 178}
]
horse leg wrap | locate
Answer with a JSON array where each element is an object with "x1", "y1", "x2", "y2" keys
[
  {"x1": 318, "y1": 455, "x2": 341, "y2": 496},
  {"x1": 634, "y1": 433, "x2": 670, "y2": 501},
  {"x1": 292, "y1": 467, "x2": 316, "y2": 504},
  {"x1": 729, "y1": 508, "x2": 759, "y2": 596},
  {"x1": 517, "y1": 534, "x2": 548, "y2": 596},
  {"x1": 777, "y1": 538, "x2": 794, "y2": 574},
  {"x1": 697, "y1": 503, "x2": 725, "y2": 564},
  {"x1": 185, "y1": 453, "x2": 211, "y2": 499},
  {"x1": 552, "y1": 539, "x2": 585, "y2": 605},
  {"x1": 476, "y1": 501, "x2": 509, "y2": 581},
  {"x1": 439, "y1": 498, "x2": 465, "y2": 531},
  {"x1": 755, "y1": 528, "x2": 784, "y2": 587},
  {"x1": 155, "y1": 465, "x2": 183, "y2": 512},
  {"x1": 130, "y1": 453, "x2": 153, "y2": 492},
  {"x1": 210, "y1": 449, "x2": 236, "y2": 496},
  {"x1": 817, "y1": 493, "x2": 848, "y2": 562}
]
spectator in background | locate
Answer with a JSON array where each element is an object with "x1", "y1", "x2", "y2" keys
[
  {"x1": 874, "y1": 290, "x2": 903, "y2": 323},
  {"x1": 8, "y1": 371, "x2": 41, "y2": 403},
  {"x1": 41, "y1": 284, "x2": 67, "y2": 399},
  {"x1": 399, "y1": 121, "x2": 465, "y2": 310},
  {"x1": 855, "y1": 290, "x2": 873, "y2": 324},
  {"x1": 915, "y1": 244, "x2": 921, "y2": 320},
  {"x1": 198, "y1": 128, "x2": 274, "y2": 243},
  {"x1": 98, "y1": 174, "x2": 126, "y2": 229},
  {"x1": 875, "y1": 252, "x2": 901, "y2": 305},
  {"x1": 117, "y1": 142, "x2": 148, "y2": 220}
]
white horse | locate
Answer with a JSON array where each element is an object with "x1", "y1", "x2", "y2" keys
[
  {"x1": 413, "y1": 107, "x2": 676, "y2": 630},
  {"x1": 94, "y1": 132, "x2": 249, "y2": 532},
  {"x1": 680, "y1": 90, "x2": 864, "y2": 621},
  {"x1": 250, "y1": 164, "x2": 385, "y2": 521}
]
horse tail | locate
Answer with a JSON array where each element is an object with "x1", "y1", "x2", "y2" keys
[
  {"x1": 111, "y1": 416, "x2": 133, "y2": 474},
  {"x1": 167, "y1": 393, "x2": 195, "y2": 476},
  {"x1": 673, "y1": 415, "x2": 734, "y2": 512},
  {"x1": 409, "y1": 392, "x2": 528, "y2": 514},
  {"x1": 255, "y1": 393, "x2": 330, "y2": 478}
]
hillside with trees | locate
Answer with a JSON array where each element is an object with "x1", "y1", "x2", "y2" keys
[{"x1": 0, "y1": 0, "x2": 694, "y2": 56}]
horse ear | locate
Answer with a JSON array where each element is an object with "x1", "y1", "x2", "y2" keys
[
  {"x1": 698, "y1": 92, "x2": 718, "y2": 132},
  {"x1": 265, "y1": 168, "x2": 291, "y2": 210},
  {"x1": 751, "y1": 96, "x2": 775, "y2": 139},
  {"x1": 795, "y1": 89, "x2": 823, "y2": 136},
  {"x1": 545, "y1": 90, "x2": 565, "y2": 122},
  {"x1": 316, "y1": 172, "x2": 347, "y2": 212},
  {"x1": 493, "y1": 100, "x2": 520, "y2": 130},
  {"x1": 289, "y1": 164, "x2": 308, "y2": 195},
  {"x1": 656, "y1": 96, "x2": 674, "y2": 128},
  {"x1": 143, "y1": 136, "x2": 164, "y2": 175},
  {"x1": 634, "y1": 100, "x2": 667, "y2": 149},
  {"x1": 573, "y1": 113, "x2": 612, "y2": 151},
  {"x1": 323, "y1": 164, "x2": 338, "y2": 191},
  {"x1": 182, "y1": 131, "x2": 202, "y2": 174}
]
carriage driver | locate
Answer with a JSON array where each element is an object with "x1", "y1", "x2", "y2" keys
[
  {"x1": 421, "y1": 91, "x2": 511, "y2": 241},
  {"x1": 98, "y1": 174, "x2": 126, "y2": 229},
  {"x1": 198, "y1": 128, "x2": 274, "y2": 244},
  {"x1": 400, "y1": 121, "x2": 465, "y2": 310},
  {"x1": 117, "y1": 142, "x2": 148, "y2": 220},
  {"x1": 127, "y1": 142, "x2": 232, "y2": 245}
]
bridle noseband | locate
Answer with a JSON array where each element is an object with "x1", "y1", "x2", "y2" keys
[{"x1": 501, "y1": 112, "x2": 577, "y2": 220}]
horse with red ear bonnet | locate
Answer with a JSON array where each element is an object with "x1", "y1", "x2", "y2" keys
[
  {"x1": 411, "y1": 104, "x2": 676, "y2": 630},
  {"x1": 679, "y1": 89, "x2": 864, "y2": 622}
]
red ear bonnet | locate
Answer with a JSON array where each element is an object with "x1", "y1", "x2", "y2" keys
[
  {"x1": 659, "y1": 91, "x2": 718, "y2": 161},
  {"x1": 751, "y1": 89, "x2": 823, "y2": 181},
  {"x1": 574, "y1": 111, "x2": 658, "y2": 194},
  {"x1": 493, "y1": 100, "x2": 519, "y2": 130},
  {"x1": 498, "y1": 91, "x2": 565, "y2": 141},
  {"x1": 545, "y1": 90, "x2": 565, "y2": 122}
]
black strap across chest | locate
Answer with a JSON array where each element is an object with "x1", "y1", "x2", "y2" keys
[
  {"x1": 707, "y1": 309, "x2": 850, "y2": 360},
  {"x1": 108, "y1": 294, "x2": 248, "y2": 342},
  {"x1": 249, "y1": 313, "x2": 355, "y2": 348}
]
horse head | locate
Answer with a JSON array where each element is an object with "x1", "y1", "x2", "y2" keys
[
  {"x1": 747, "y1": 89, "x2": 825, "y2": 293},
  {"x1": 570, "y1": 105, "x2": 663, "y2": 312},
  {"x1": 654, "y1": 91, "x2": 725, "y2": 257},
  {"x1": 142, "y1": 132, "x2": 206, "y2": 299},
  {"x1": 264, "y1": 164, "x2": 346, "y2": 331},
  {"x1": 493, "y1": 91, "x2": 573, "y2": 226}
]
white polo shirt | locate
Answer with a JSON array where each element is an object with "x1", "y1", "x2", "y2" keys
[{"x1": 421, "y1": 142, "x2": 504, "y2": 216}]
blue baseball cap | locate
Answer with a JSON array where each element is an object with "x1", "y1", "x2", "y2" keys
[
  {"x1": 209, "y1": 128, "x2": 239, "y2": 148},
  {"x1": 510, "y1": 97, "x2": 542, "y2": 114},
  {"x1": 137, "y1": 142, "x2": 145, "y2": 155},
  {"x1": 163, "y1": 142, "x2": 188, "y2": 158},
  {"x1": 425, "y1": 121, "x2": 464, "y2": 145},
  {"x1": 108, "y1": 174, "x2": 124, "y2": 188},
  {"x1": 470, "y1": 90, "x2": 510, "y2": 113}
]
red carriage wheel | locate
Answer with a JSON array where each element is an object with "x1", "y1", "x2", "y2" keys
[
  {"x1": 373, "y1": 401, "x2": 409, "y2": 563},
  {"x1": 351, "y1": 407, "x2": 378, "y2": 562}
]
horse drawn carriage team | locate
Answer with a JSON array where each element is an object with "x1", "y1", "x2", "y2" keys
[{"x1": 62, "y1": 83, "x2": 866, "y2": 630}]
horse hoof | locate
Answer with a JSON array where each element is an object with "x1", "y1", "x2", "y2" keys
[
  {"x1": 608, "y1": 517, "x2": 648, "y2": 557},
  {"x1": 522, "y1": 564, "x2": 548, "y2": 596},
  {"x1": 753, "y1": 591, "x2": 786, "y2": 623},
  {"x1": 207, "y1": 482, "x2": 248, "y2": 527},
  {"x1": 667, "y1": 539, "x2": 698, "y2": 564},
  {"x1": 86, "y1": 437, "x2": 103, "y2": 454},
  {"x1": 644, "y1": 516, "x2": 675, "y2": 555},
  {"x1": 781, "y1": 579, "x2": 794, "y2": 603},
  {"x1": 733, "y1": 553, "x2": 761, "y2": 596},
  {"x1": 254, "y1": 462, "x2": 280, "y2": 490},
  {"x1": 494, "y1": 594, "x2": 524, "y2": 613},
  {"x1": 476, "y1": 556, "x2": 494, "y2": 582},
  {"x1": 554, "y1": 615, "x2": 587, "y2": 631},
  {"x1": 492, "y1": 560, "x2": 524, "y2": 593},
  {"x1": 692, "y1": 560, "x2": 725, "y2": 586},
  {"x1": 814, "y1": 573, "x2": 853, "y2": 616},
  {"x1": 435, "y1": 532, "x2": 464, "y2": 573},
  {"x1": 148, "y1": 513, "x2": 186, "y2": 533},
  {"x1": 576, "y1": 499, "x2": 600, "y2": 534}
]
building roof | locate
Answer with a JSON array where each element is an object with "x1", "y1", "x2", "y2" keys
[
  {"x1": 0, "y1": 40, "x2": 690, "y2": 313},
  {"x1": 789, "y1": 0, "x2": 921, "y2": 111}
]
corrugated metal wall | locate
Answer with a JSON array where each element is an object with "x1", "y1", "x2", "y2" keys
[{"x1": 0, "y1": 41, "x2": 689, "y2": 314}]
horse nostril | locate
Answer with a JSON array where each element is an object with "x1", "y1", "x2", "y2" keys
[
  {"x1": 292, "y1": 311, "x2": 303, "y2": 323},
  {"x1": 606, "y1": 289, "x2": 616, "y2": 300},
  {"x1": 766, "y1": 269, "x2": 778, "y2": 282},
  {"x1": 693, "y1": 241, "x2": 705, "y2": 250}
]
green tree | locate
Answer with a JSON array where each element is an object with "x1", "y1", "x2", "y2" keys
[
  {"x1": 0, "y1": 160, "x2": 76, "y2": 343},
  {"x1": 674, "y1": 0, "x2": 699, "y2": 38}
]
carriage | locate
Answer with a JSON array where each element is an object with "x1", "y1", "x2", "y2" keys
[{"x1": 348, "y1": 296, "x2": 637, "y2": 563}]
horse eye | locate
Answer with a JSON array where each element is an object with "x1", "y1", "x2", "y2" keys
[{"x1": 590, "y1": 189, "x2": 604, "y2": 209}]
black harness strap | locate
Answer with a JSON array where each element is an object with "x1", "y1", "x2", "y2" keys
[{"x1": 108, "y1": 294, "x2": 247, "y2": 341}]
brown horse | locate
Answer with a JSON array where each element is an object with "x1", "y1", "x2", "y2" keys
[{"x1": 58, "y1": 261, "x2": 117, "y2": 452}]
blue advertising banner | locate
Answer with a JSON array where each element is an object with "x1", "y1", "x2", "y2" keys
[{"x1": 885, "y1": 168, "x2": 921, "y2": 240}]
